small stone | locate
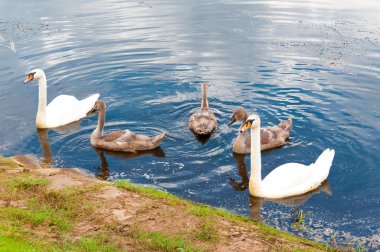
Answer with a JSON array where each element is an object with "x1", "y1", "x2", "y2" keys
[
  {"x1": 6, "y1": 168, "x2": 24, "y2": 174},
  {"x1": 96, "y1": 186, "x2": 123, "y2": 199},
  {"x1": 9, "y1": 200, "x2": 27, "y2": 209},
  {"x1": 113, "y1": 203, "x2": 123, "y2": 209},
  {"x1": 47, "y1": 174, "x2": 83, "y2": 190},
  {"x1": 34, "y1": 168, "x2": 61, "y2": 176},
  {"x1": 230, "y1": 232, "x2": 240, "y2": 237}
]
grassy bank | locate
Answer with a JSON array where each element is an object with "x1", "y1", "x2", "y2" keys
[{"x1": 0, "y1": 155, "x2": 330, "y2": 251}]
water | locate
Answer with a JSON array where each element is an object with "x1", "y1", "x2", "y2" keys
[{"x1": 1, "y1": 0, "x2": 379, "y2": 249}]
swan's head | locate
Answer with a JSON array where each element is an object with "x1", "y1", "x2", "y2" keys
[
  {"x1": 240, "y1": 114, "x2": 260, "y2": 133},
  {"x1": 228, "y1": 108, "x2": 248, "y2": 126},
  {"x1": 90, "y1": 100, "x2": 106, "y2": 113},
  {"x1": 24, "y1": 69, "x2": 45, "y2": 84}
]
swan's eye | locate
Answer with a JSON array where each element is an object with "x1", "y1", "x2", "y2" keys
[{"x1": 24, "y1": 72, "x2": 36, "y2": 84}]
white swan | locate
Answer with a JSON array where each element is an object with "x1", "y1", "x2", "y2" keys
[
  {"x1": 24, "y1": 69, "x2": 100, "y2": 128},
  {"x1": 241, "y1": 114, "x2": 335, "y2": 199}
]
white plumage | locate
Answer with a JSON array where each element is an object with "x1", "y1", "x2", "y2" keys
[
  {"x1": 24, "y1": 69, "x2": 99, "y2": 128},
  {"x1": 242, "y1": 114, "x2": 335, "y2": 199},
  {"x1": 44, "y1": 94, "x2": 99, "y2": 128}
]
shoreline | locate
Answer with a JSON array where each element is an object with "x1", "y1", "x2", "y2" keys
[{"x1": 0, "y1": 154, "x2": 331, "y2": 251}]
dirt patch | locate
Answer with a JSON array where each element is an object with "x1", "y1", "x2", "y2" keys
[
  {"x1": 96, "y1": 186, "x2": 124, "y2": 199},
  {"x1": 46, "y1": 174, "x2": 84, "y2": 190},
  {"x1": 0, "y1": 155, "x2": 329, "y2": 251}
]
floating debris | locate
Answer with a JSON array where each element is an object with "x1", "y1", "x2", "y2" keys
[
  {"x1": 290, "y1": 208, "x2": 312, "y2": 231},
  {"x1": 9, "y1": 41, "x2": 16, "y2": 53}
]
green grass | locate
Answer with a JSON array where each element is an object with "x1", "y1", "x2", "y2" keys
[
  {"x1": 0, "y1": 156, "x2": 22, "y2": 169},
  {"x1": 126, "y1": 224, "x2": 204, "y2": 252},
  {"x1": 1, "y1": 177, "x2": 98, "y2": 234},
  {"x1": 115, "y1": 180, "x2": 183, "y2": 206},
  {"x1": 0, "y1": 204, "x2": 70, "y2": 232},
  {"x1": 7, "y1": 177, "x2": 49, "y2": 191},
  {"x1": 187, "y1": 204, "x2": 250, "y2": 222},
  {"x1": 69, "y1": 236, "x2": 120, "y2": 252},
  {"x1": 0, "y1": 234, "x2": 38, "y2": 252},
  {"x1": 116, "y1": 180, "x2": 248, "y2": 222},
  {"x1": 193, "y1": 219, "x2": 219, "y2": 242},
  {"x1": 0, "y1": 230, "x2": 121, "y2": 252},
  {"x1": 116, "y1": 180, "x2": 328, "y2": 250},
  {"x1": 188, "y1": 205, "x2": 215, "y2": 217},
  {"x1": 39, "y1": 188, "x2": 97, "y2": 214},
  {"x1": 0, "y1": 175, "x2": 118, "y2": 251},
  {"x1": 0, "y1": 168, "x2": 329, "y2": 251}
]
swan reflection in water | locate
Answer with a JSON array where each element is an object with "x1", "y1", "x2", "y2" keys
[
  {"x1": 92, "y1": 146, "x2": 166, "y2": 180},
  {"x1": 229, "y1": 153, "x2": 249, "y2": 191},
  {"x1": 36, "y1": 120, "x2": 82, "y2": 167},
  {"x1": 37, "y1": 120, "x2": 166, "y2": 180},
  {"x1": 229, "y1": 152, "x2": 333, "y2": 221},
  {"x1": 36, "y1": 128, "x2": 54, "y2": 167},
  {"x1": 191, "y1": 131, "x2": 212, "y2": 145}
]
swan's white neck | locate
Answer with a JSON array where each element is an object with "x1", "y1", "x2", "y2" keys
[
  {"x1": 36, "y1": 73, "x2": 47, "y2": 127},
  {"x1": 249, "y1": 122, "x2": 263, "y2": 195}
]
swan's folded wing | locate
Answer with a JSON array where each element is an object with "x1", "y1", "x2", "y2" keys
[
  {"x1": 102, "y1": 130, "x2": 135, "y2": 143},
  {"x1": 261, "y1": 163, "x2": 317, "y2": 196},
  {"x1": 79, "y1": 93, "x2": 100, "y2": 114},
  {"x1": 47, "y1": 95, "x2": 80, "y2": 111},
  {"x1": 46, "y1": 94, "x2": 99, "y2": 127},
  {"x1": 46, "y1": 95, "x2": 82, "y2": 126}
]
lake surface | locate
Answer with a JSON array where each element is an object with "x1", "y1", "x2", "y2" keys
[{"x1": 1, "y1": 0, "x2": 379, "y2": 249}]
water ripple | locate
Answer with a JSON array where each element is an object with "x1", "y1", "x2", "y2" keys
[{"x1": 0, "y1": 0, "x2": 379, "y2": 249}]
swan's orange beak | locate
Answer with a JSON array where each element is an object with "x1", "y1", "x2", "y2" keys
[
  {"x1": 240, "y1": 121, "x2": 251, "y2": 133},
  {"x1": 24, "y1": 74, "x2": 34, "y2": 84}
]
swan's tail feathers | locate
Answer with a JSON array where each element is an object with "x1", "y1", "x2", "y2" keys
[
  {"x1": 151, "y1": 131, "x2": 167, "y2": 148},
  {"x1": 81, "y1": 93, "x2": 100, "y2": 114},
  {"x1": 279, "y1": 115, "x2": 293, "y2": 131},
  {"x1": 314, "y1": 148, "x2": 335, "y2": 181}
]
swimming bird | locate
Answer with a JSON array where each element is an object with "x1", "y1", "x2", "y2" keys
[
  {"x1": 241, "y1": 114, "x2": 335, "y2": 199},
  {"x1": 228, "y1": 108, "x2": 292, "y2": 153},
  {"x1": 24, "y1": 69, "x2": 99, "y2": 128},
  {"x1": 189, "y1": 82, "x2": 217, "y2": 135},
  {"x1": 90, "y1": 100, "x2": 166, "y2": 152}
]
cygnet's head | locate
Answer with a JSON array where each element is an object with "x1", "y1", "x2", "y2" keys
[
  {"x1": 90, "y1": 100, "x2": 106, "y2": 113},
  {"x1": 240, "y1": 114, "x2": 260, "y2": 133},
  {"x1": 24, "y1": 69, "x2": 45, "y2": 84},
  {"x1": 228, "y1": 108, "x2": 248, "y2": 126}
]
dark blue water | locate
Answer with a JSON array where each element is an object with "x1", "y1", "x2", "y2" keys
[{"x1": 1, "y1": 0, "x2": 379, "y2": 249}]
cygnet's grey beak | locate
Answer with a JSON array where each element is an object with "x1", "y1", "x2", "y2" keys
[
  {"x1": 90, "y1": 105, "x2": 97, "y2": 113},
  {"x1": 228, "y1": 118, "x2": 236, "y2": 127}
]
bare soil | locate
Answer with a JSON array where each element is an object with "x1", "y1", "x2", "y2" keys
[{"x1": 2, "y1": 155, "x2": 329, "y2": 251}]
